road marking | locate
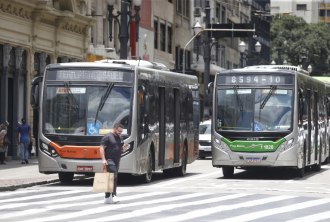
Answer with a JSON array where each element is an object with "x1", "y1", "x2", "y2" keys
[
  {"x1": 218, "y1": 198, "x2": 330, "y2": 222},
  {"x1": 150, "y1": 171, "x2": 220, "y2": 187},
  {"x1": 94, "y1": 193, "x2": 252, "y2": 222},
  {"x1": 286, "y1": 210, "x2": 330, "y2": 222},
  {"x1": 146, "y1": 195, "x2": 295, "y2": 222},
  {"x1": 0, "y1": 190, "x2": 83, "y2": 203}
]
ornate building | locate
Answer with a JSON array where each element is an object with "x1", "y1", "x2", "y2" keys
[{"x1": 0, "y1": 0, "x2": 92, "y2": 159}]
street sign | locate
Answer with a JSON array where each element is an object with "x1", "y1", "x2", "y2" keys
[{"x1": 207, "y1": 23, "x2": 255, "y2": 38}]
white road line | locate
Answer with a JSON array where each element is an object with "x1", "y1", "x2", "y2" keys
[
  {"x1": 218, "y1": 198, "x2": 330, "y2": 222},
  {"x1": 146, "y1": 195, "x2": 296, "y2": 222},
  {"x1": 0, "y1": 192, "x2": 110, "y2": 210},
  {"x1": 0, "y1": 190, "x2": 84, "y2": 203},
  {"x1": 151, "y1": 171, "x2": 220, "y2": 187},
  {"x1": 93, "y1": 193, "x2": 252, "y2": 222},
  {"x1": 286, "y1": 210, "x2": 330, "y2": 222},
  {"x1": 13, "y1": 192, "x2": 171, "y2": 221},
  {"x1": 0, "y1": 189, "x2": 41, "y2": 197}
]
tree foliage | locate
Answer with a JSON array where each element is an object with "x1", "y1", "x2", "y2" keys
[{"x1": 271, "y1": 15, "x2": 330, "y2": 75}]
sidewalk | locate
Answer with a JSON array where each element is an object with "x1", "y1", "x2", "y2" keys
[{"x1": 0, "y1": 156, "x2": 59, "y2": 192}]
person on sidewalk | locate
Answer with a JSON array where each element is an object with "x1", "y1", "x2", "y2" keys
[
  {"x1": 99, "y1": 122, "x2": 128, "y2": 204},
  {"x1": 0, "y1": 122, "x2": 9, "y2": 165},
  {"x1": 16, "y1": 118, "x2": 32, "y2": 164}
]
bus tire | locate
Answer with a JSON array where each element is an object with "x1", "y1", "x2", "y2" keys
[
  {"x1": 58, "y1": 172, "x2": 74, "y2": 183},
  {"x1": 142, "y1": 150, "x2": 153, "y2": 183},
  {"x1": 222, "y1": 166, "x2": 234, "y2": 178},
  {"x1": 174, "y1": 145, "x2": 188, "y2": 177}
]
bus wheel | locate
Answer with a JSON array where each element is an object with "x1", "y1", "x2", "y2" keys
[
  {"x1": 143, "y1": 151, "x2": 153, "y2": 183},
  {"x1": 58, "y1": 172, "x2": 74, "y2": 183},
  {"x1": 222, "y1": 166, "x2": 234, "y2": 178},
  {"x1": 174, "y1": 145, "x2": 188, "y2": 177}
]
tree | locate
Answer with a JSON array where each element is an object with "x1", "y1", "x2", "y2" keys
[{"x1": 271, "y1": 15, "x2": 330, "y2": 75}]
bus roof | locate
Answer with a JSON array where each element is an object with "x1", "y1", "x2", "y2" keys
[
  {"x1": 47, "y1": 59, "x2": 169, "y2": 71},
  {"x1": 242, "y1": 65, "x2": 310, "y2": 75}
]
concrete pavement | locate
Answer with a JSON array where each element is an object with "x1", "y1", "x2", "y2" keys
[{"x1": 0, "y1": 156, "x2": 59, "y2": 191}]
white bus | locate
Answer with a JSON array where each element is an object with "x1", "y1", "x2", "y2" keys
[
  {"x1": 31, "y1": 60, "x2": 199, "y2": 183},
  {"x1": 212, "y1": 65, "x2": 330, "y2": 178}
]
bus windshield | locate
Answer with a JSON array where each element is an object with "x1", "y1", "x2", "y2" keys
[
  {"x1": 216, "y1": 87, "x2": 293, "y2": 132},
  {"x1": 44, "y1": 84, "x2": 132, "y2": 136}
]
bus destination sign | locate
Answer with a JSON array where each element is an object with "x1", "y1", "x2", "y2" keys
[
  {"x1": 218, "y1": 74, "x2": 293, "y2": 85},
  {"x1": 47, "y1": 69, "x2": 133, "y2": 83}
]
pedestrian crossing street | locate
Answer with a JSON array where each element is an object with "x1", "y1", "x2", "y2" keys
[{"x1": 1, "y1": 188, "x2": 330, "y2": 222}]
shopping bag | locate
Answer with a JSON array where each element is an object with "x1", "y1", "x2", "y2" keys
[{"x1": 92, "y1": 172, "x2": 114, "y2": 193}]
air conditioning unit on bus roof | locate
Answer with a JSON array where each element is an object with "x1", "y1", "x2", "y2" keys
[
  {"x1": 94, "y1": 59, "x2": 169, "y2": 70},
  {"x1": 244, "y1": 65, "x2": 310, "y2": 75}
]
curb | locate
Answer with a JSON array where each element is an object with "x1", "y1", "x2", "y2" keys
[{"x1": 0, "y1": 178, "x2": 59, "y2": 192}]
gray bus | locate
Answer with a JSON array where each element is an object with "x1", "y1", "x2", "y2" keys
[
  {"x1": 212, "y1": 65, "x2": 330, "y2": 178},
  {"x1": 31, "y1": 60, "x2": 199, "y2": 183}
]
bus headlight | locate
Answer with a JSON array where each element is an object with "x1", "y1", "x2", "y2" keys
[
  {"x1": 214, "y1": 138, "x2": 230, "y2": 152},
  {"x1": 278, "y1": 138, "x2": 294, "y2": 152},
  {"x1": 40, "y1": 142, "x2": 59, "y2": 157}
]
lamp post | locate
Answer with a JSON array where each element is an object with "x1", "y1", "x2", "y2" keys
[
  {"x1": 183, "y1": 24, "x2": 255, "y2": 120},
  {"x1": 238, "y1": 41, "x2": 246, "y2": 67},
  {"x1": 107, "y1": 0, "x2": 141, "y2": 59}
]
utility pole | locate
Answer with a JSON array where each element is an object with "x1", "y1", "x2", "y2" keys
[{"x1": 203, "y1": 0, "x2": 211, "y2": 120}]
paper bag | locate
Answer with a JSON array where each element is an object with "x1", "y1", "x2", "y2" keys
[{"x1": 92, "y1": 172, "x2": 114, "y2": 193}]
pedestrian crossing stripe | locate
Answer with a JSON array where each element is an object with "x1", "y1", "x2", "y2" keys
[{"x1": 0, "y1": 190, "x2": 330, "y2": 222}]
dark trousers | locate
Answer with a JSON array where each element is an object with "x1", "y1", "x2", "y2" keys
[
  {"x1": 105, "y1": 159, "x2": 119, "y2": 198},
  {"x1": 0, "y1": 152, "x2": 5, "y2": 163}
]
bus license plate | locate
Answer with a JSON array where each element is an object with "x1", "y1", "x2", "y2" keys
[
  {"x1": 77, "y1": 166, "x2": 93, "y2": 172},
  {"x1": 245, "y1": 157, "x2": 261, "y2": 163}
]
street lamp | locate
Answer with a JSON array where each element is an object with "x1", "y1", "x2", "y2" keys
[
  {"x1": 238, "y1": 41, "x2": 246, "y2": 67},
  {"x1": 183, "y1": 24, "x2": 255, "y2": 73},
  {"x1": 107, "y1": 0, "x2": 142, "y2": 59},
  {"x1": 307, "y1": 65, "x2": 312, "y2": 73},
  {"x1": 255, "y1": 41, "x2": 261, "y2": 53}
]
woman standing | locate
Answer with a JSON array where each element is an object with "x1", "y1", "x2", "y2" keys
[{"x1": 0, "y1": 123, "x2": 8, "y2": 164}]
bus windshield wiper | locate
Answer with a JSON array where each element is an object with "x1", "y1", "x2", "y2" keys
[
  {"x1": 64, "y1": 82, "x2": 78, "y2": 112},
  {"x1": 94, "y1": 82, "x2": 114, "y2": 124},
  {"x1": 233, "y1": 85, "x2": 244, "y2": 116},
  {"x1": 260, "y1": 85, "x2": 277, "y2": 110}
]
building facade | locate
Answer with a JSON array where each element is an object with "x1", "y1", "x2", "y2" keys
[
  {"x1": 0, "y1": 0, "x2": 271, "y2": 158},
  {"x1": 0, "y1": 0, "x2": 91, "y2": 159},
  {"x1": 271, "y1": 0, "x2": 321, "y2": 24}
]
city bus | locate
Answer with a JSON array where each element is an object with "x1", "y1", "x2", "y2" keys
[
  {"x1": 211, "y1": 65, "x2": 330, "y2": 178},
  {"x1": 30, "y1": 59, "x2": 199, "y2": 183}
]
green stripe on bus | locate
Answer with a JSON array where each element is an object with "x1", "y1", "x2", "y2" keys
[{"x1": 221, "y1": 137, "x2": 286, "y2": 152}]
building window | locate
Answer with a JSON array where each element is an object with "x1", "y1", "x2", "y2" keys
[
  {"x1": 154, "y1": 19, "x2": 158, "y2": 50},
  {"x1": 177, "y1": 0, "x2": 190, "y2": 17},
  {"x1": 167, "y1": 24, "x2": 172, "y2": 53},
  {"x1": 215, "y1": 3, "x2": 220, "y2": 24},
  {"x1": 296, "y1": 4, "x2": 307, "y2": 11},
  {"x1": 160, "y1": 20, "x2": 166, "y2": 51},
  {"x1": 154, "y1": 18, "x2": 173, "y2": 54},
  {"x1": 221, "y1": 6, "x2": 226, "y2": 23}
]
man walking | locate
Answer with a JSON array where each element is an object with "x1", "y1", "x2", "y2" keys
[
  {"x1": 17, "y1": 118, "x2": 32, "y2": 164},
  {"x1": 99, "y1": 122, "x2": 127, "y2": 204}
]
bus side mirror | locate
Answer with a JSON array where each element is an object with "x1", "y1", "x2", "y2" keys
[
  {"x1": 208, "y1": 82, "x2": 214, "y2": 94},
  {"x1": 30, "y1": 76, "x2": 43, "y2": 109}
]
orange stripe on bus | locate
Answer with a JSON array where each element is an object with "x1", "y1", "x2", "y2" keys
[{"x1": 49, "y1": 142, "x2": 101, "y2": 159}]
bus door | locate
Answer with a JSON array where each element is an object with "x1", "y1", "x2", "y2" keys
[
  {"x1": 158, "y1": 87, "x2": 165, "y2": 166},
  {"x1": 307, "y1": 89, "x2": 312, "y2": 164},
  {"x1": 173, "y1": 88, "x2": 180, "y2": 163},
  {"x1": 314, "y1": 91, "x2": 319, "y2": 162}
]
